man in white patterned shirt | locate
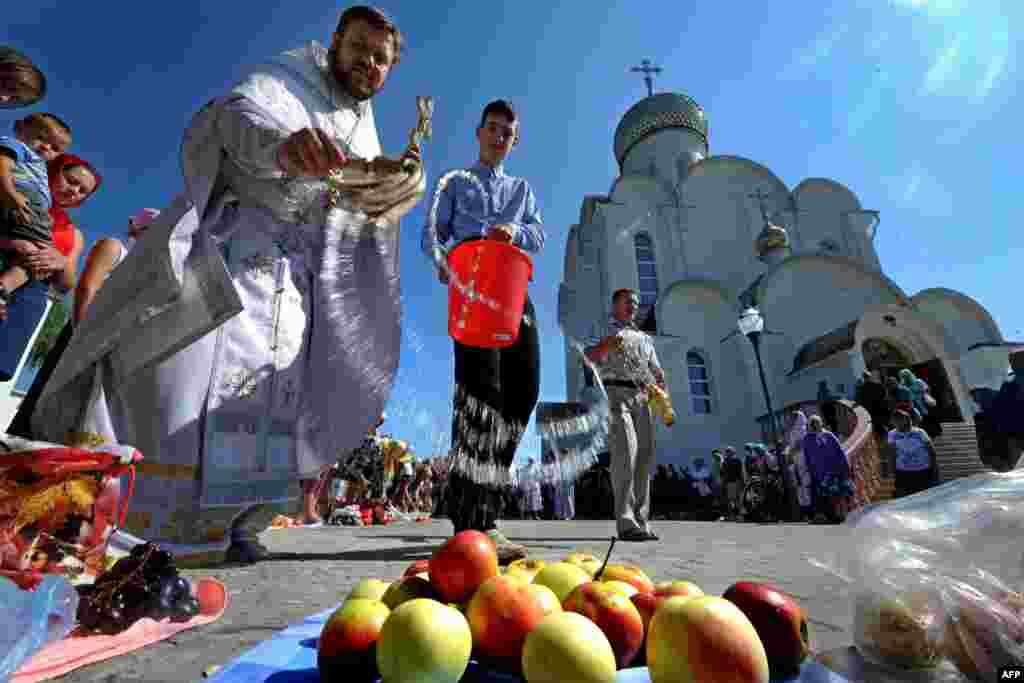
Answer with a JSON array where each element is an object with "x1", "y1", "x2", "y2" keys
[{"x1": 585, "y1": 288, "x2": 666, "y2": 542}]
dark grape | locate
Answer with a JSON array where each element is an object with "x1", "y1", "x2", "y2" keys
[
  {"x1": 98, "y1": 608, "x2": 127, "y2": 635},
  {"x1": 158, "y1": 576, "x2": 191, "y2": 605},
  {"x1": 169, "y1": 596, "x2": 200, "y2": 623}
]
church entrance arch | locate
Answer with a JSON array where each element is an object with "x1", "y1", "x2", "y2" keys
[{"x1": 861, "y1": 337, "x2": 963, "y2": 423}]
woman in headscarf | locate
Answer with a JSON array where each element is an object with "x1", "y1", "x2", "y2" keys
[
  {"x1": 801, "y1": 415, "x2": 854, "y2": 523},
  {"x1": 899, "y1": 368, "x2": 942, "y2": 437},
  {"x1": 784, "y1": 410, "x2": 810, "y2": 521},
  {"x1": 0, "y1": 47, "x2": 46, "y2": 108},
  {"x1": 1, "y1": 153, "x2": 95, "y2": 395}
]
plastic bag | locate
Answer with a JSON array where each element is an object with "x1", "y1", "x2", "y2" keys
[
  {"x1": 0, "y1": 574, "x2": 79, "y2": 680},
  {"x1": 813, "y1": 470, "x2": 1024, "y2": 682}
]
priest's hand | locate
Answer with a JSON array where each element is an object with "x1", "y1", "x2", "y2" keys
[
  {"x1": 346, "y1": 143, "x2": 427, "y2": 227},
  {"x1": 486, "y1": 224, "x2": 515, "y2": 243},
  {"x1": 277, "y1": 127, "x2": 348, "y2": 177}
]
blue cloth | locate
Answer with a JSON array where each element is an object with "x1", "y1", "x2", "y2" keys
[
  {"x1": 207, "y1": 602, "x2": 851, "y2": 683},
  {"x1": 421, "y1": 162, "x2": 544, "y2": 258},
  {"x1": 0, "y1": 136, "x2": 51, "y2": 209},
  {"x1": 0, "y1": 278, "x2": 49, "y2": 381}
]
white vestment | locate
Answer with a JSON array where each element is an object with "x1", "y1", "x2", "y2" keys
[{"x1": 33, "y1": 42, "x2": 402, "y2": 554}]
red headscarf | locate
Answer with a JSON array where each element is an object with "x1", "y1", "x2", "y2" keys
[{"x1": 46, "y1": 153, "x2": 102, "y2": 255}]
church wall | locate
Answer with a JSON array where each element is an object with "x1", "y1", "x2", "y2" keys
[
  {"x1": 960, "y1": 347, "x2": 1013, "y2": 393},
  {"x1": 620, "y1": 129, "x2": 706, "y2": 187},
  {"x1": 600, "y1": 202, "x2": 680, "y2": 306},
  {"x1": 792, "y1": 180, "x2": 871, "y2": 265},
  {"x1": 654, "y1": 285, "x2": 761, "y2": 467},
  {"x1": 758, "y1": 260, "x2": 903, "y2": 365},
  {"x1": 910, "y1": 291, "x2": 1002, "y2": 355}
]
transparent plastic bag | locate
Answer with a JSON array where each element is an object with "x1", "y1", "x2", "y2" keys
[
  {"x1": 0, "y1": 574, "x2": 79, "y2": 680},
  {"x1": 813, "y1": 470, "x2": 1024, "y2": 682}
]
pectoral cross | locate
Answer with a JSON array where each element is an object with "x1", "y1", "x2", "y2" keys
[{"x1": 630, "y1": 59, "x2": 662, "y2": 97}]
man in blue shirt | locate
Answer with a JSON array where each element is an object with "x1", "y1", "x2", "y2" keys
[{"x1": 423, "y1": 100, "x2": 543, "y2": 563}]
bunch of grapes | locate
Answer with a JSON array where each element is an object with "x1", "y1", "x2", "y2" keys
[{"x1": 76, "y1": 543, "x2": 200, "y2": 635}]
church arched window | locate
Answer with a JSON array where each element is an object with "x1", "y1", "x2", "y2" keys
[
  {"x1": 687, "y1": 350, "x2": 714, "y2": 415},
  {"x1": 634, "y1": 233, "x2": 659, "y2": 326}
]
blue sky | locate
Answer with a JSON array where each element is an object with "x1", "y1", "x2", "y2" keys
[{"x1": 6, "y1": 1, "x2": 1020, "y2": 460}]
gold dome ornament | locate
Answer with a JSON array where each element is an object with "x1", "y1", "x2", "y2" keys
[{"x1": 755, "y1": 221, "x2": 791, "y2": 262}]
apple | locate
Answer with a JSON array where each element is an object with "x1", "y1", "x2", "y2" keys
[
  {"x1": 596, "y1": 563, "x2": 655, "y2": 594},
  {"x1": 526, "y1": 583, "x2": 562, "y2": 618},
  {"x1": 318, "y1": 598, "x2": 390, "y2": 681},
  {"x1": 601, "y1": 580, "x2": 639, "y2": 598},
  {"x1": 630, "y1": 582, "x2": 704, "y2": 667},
  {"x1": 565, "y1": 553, "x2": 602, "y2": 577},
  {"x1": 346, "y1": 578, "x2": 390, "y2": 603},
  {"x1": 533, "y1": 562, "x2": 591, "y2": 603},
  {"x1": 429, "y1": 530, "x2": 499, "y2": 603},
  {"x1": 723, "y1": 581, "x2": 809, "y2": 679},
  {"x1": 648, "y1": 595, "x2": 769, "y2": 683},
  {"x1": 381, "y1": 575, "x2": 439, "y2": 610},
  {"x1": 403, "y1": 559, "x2": 431, "y2": 577},
  {"x1": 943, "y1": 583, "x2": 1024, "y2": 682},
  {"x1": 506, "y1": 558, "x2": 546, "y2": 583},
  {"x1": 465, "y1": 574, "x2": 548, "y2": 661},
  {"x1": 377, "y1": 598, "x2": 472, "y2": 683},
  {"x1": 564, "y1": 581, "x2": 645, "y2": 668},
  {"x1": 522, "y1": 612, "x2": 617, "y2": 683}
]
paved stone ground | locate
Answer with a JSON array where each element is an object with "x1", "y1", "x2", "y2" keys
[{"x1": 59, "y1": 520, "x2": 857, "y2": 682}]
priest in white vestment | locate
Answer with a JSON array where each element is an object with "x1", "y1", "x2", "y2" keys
[{"x1": 32, "y1": 6, "x2": 424, "y2": 564}]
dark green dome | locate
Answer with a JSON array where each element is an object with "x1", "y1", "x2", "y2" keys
[{"x1": 613, "y1": 93, "x2": 708, "y2": 166}]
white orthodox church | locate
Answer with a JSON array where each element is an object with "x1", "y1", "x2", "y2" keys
[{"x1": 557, "y1": 87, "x2": 1018, "y2": 469}]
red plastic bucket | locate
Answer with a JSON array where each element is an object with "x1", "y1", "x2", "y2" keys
[{"x1": 448, "y1": 240, "x2": 533, "y2": 349}]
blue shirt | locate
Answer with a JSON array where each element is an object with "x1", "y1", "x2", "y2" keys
[
  {"x1": 421, "y1": 162, "x2": 544, "y2": 259},
  {"x1": 0, "y1": 136, "x2": 51, "y2": 209}
]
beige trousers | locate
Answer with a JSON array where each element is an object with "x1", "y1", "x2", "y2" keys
[{"x1": 606, "y1": 386, "x2": 656, "y2": 534}]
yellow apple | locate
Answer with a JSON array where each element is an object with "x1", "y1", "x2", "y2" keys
[
  {"x1": 601, "y1": 580, "x2": 639, "y2": 598},
  {"x1": 533, "y1": 562, "x2": 591, "y2": 603},
  {"x1": 522, "y1": 612, "x2": 617, "y2": 683},
  {"x1": 506, "y1": 558, "x2": 547, "y2": 583},
  {"x1": 597, "y1": 564, "x2": 655, "y2": 594},
  {"x1": 347, "y1": 578, "x2": 391, "y2": 603},
  {"x1": 648, "y1": 595, "x2": 769, "y2": 683},
  {"x1": 526, "y1": 583, "x2": 562, "y2": 618},
  {"x1": 376, "y1": 598, "x2": 472, "y2": 683}
]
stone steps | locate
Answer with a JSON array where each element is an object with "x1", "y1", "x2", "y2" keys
[{"x1": 933, "y1": 422, "x2": 989, "y2": 483}]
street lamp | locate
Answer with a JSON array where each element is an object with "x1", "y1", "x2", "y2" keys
[{"x1": 736, "y1": 307, "x2": 781, "y2": 446}]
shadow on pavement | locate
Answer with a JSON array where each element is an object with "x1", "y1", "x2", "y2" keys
[{"x1": 259, "y1": 544, "x2": 441, "y2": 563}]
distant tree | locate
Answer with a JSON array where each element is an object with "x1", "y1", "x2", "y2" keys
[{"x1": 28, "y1": 299, "x2": 69, "y2": 368}]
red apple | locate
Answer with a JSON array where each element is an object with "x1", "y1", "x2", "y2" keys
[
  {"x1": 630, "y1": 582, "x2": 704, "y2": 667},
  {"x1": 429, "y1": 530, "x2": 499, "y2": 604},
  {"x1": 648, "y1": 595, "x2": 769, "y2": 683},
  {"x1": 596, "y1": 563, "x2": 655, "y2": 595},
  {"x1": 723, "y1": 581, "x2": 809, "y2": 679},
  {"x1": 381, "y1": 575, "x2": 439, "y2": 610},
  {"x1": 466, "y1": 574, "x2": 548, "y2": 661},
  {"x1": 404, "y1": 559, "x2": 431, "y2": 577},
  {"x1": 318, "y1": 598, "x2": 390, "y2": 681},
  {"x1": 564, "y1": 581, "x2": 645, "y2": 668}
]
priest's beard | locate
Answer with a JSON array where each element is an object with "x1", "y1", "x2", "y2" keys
[{"x1": 330, "y1": 48, "x2": 380, "y2": 102}]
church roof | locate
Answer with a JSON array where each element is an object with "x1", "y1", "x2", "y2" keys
[{"x1": 613, "y1": 93, "x2": 708, "y2": 166}]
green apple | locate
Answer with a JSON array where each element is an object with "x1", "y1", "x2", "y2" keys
[
  {"x1": 533, "y1": 562, "x2": 591, "y2": 603},
  {"x1": 522, "y1": 611, "x2": 617, "y2": 683},
  {"x1": 376, "y1": 598, "x2": 472, "y2": 683}
]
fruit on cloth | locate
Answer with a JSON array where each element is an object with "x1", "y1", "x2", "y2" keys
[
  {"x1": 347, "y1": 578, "x2": 390, "y2": 602},
  {"x1": 723, "y1": 581, "x2": 809, "y2": 679},
  {"x1": 564, "y1": 581, "x2": 645, "y2": 668},
  {"x1": 596, "y1": 563, "x2": 655, "y2": 595},
  {"x1": 381, "y1": 575, "x2": 439, "y2": 610},
  {"x1": 526, "y1": 583, "x2": 562, "y2": 618},
  {"x1": 429, "y1": 530, "x2": 499, "y2": 603},
  {"x1": 376, "y1": 598, "x2": 472, "y2": 683},
  {"x1": 854, "y1": 591, "x2": 942, "y2": 670},
  {"x1": 648, "y1": 595, "x2": 769, "y2": 683},
  {"x1": 466, "y1": 574, "x2": 548, "y2": 660},
  {"x1": 318, "y1": 598, "x2": 390, "y2": 681},
  {"x1": 601, "y1": 580, "x2": 639, "y2": 598},
  {"x1": 521, "y1": 611, "x2": 617, "y2": 683},
  {"x1": 403, "y1": 559, "x2": 430, "y2": 577},
  {"x1": 942, "y1": 582, "x2": 1024, "y2": 682},
  {"x1": 630, "y1": 582, "x2": 704, "y2": 667},
  {"x1": 506, "y1": 558, "x2": 546, "y2": 583},
  {"x1": 533, "y1": 562, "x2": 591, "y2": 603}
]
